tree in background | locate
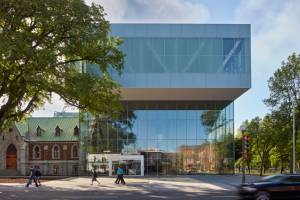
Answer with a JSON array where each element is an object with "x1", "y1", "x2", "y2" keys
[
  {"x1": 264, "y1": 53, "x2": 300, "y2": 173},
  {"x1": 270, "y1": 109, "x2": 291, "y2": 173},
  {"x1": 244, "y1": 117, "x2": 261, "y2": 174},
  {"x1": 254, "y1": 116, "x2": 277, "y2": 176},
  {"x1": 0, "y1": 0, "x2": 124, "y2": 130}
]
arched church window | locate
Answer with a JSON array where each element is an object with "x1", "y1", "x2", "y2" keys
[
  {"x1": 33, "y1": 145, "x2": 41, "y2": 159},
  {"x1": 52, "y1": 145, "x2": 60, "y2": 159},
  {"x1": 72, "y1": 145, "x2": 79, "y2": 158}
]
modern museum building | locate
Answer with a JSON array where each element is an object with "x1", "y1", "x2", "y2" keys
[{"x1": 81, "y1": 24, "x2": 251, "y2": 176}]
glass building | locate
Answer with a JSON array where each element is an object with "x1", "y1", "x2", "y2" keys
[{"x1": 81, "y1": 24, "x2": 251, "y2": 176}]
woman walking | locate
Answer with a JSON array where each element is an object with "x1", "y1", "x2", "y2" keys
[{"x1": 91, "y1": 167, "x2": 100, "y2": 185}]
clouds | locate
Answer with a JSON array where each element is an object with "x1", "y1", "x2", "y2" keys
[
  {"x1": 85, "y1": 0, "x2": 210, "y2": 23},
  {"x1": 235, "y1": 0, "x2": 300, "y2": 69},
  {"x1": 32, "y1": 94, "x2": 78, "y2": 117},
  {"x1": 233, "y1": 0, "x2": 300, "y2": 129}
]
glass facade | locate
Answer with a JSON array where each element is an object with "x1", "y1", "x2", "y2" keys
[
  {"x1": 117, "y1": 38, "x2": 250, "y2": 73},
  {"x1": 95, "y1": 37, "x2": 251, "y2": 88},
  {"x1": 81, "y1": 102, "x2": 234, "y2": 175}
]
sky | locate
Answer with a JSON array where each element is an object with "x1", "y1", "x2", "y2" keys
[{"x1": 33, "y1": 0, "x2": 300, "y2": 130}]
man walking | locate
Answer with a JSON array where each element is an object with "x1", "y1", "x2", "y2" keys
[
  {"x1": 25, "y1": 166, "x2": 38, "y2": 187},
  {"x1": 115, "y1": 166, "x2": 126, "y2": 184}
]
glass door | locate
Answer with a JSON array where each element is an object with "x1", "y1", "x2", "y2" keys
[{"x1": 112, "y1": 160, "x2": 142, "y2": 175}]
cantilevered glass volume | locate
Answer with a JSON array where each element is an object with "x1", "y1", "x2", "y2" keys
[{"x1": 80, "y1": 24, "x2": 251, "y2": 176}]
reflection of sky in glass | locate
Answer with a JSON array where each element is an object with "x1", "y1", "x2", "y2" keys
[
  {"x1": 86, "y1": 37, "x2": 251, "y2": 89},
  {"x1": 117, "y1": 38, "x2": 250, "y2": 74},
  {"x1": 121, "y1": 102, "x2": 234, "y2": 153}
]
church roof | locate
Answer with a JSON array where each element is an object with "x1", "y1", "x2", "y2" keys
[{"x1": 15, "y1": 117, "x2": 79, "y2": 142}]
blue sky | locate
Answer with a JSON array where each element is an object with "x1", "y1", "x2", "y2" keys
[{"x1": 33, "y1": 0, "x2": 300, "y2": 130}]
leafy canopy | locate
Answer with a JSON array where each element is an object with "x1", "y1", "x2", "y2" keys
[{"x1": 0, "y1": 0, "x2": 124, "y2": 129}]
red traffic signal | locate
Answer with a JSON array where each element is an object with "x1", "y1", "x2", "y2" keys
[{"x1": 243, "y1": 133, "x2": 250, "y2": 160}]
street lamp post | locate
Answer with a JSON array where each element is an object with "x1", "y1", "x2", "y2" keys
[
  {"x1": 292, "y1": 101, "x2": 296, "y2": 174},
  {"x1": 241, "y1": 126, "x2": 246, "y2": 184}
]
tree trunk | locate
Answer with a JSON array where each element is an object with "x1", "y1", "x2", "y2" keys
[
  {"x1": 263, "y1": 158, "x2": 268, "y2": 174},
  {"x1": 247, "y1": 161, "x2": 251, "y2": 174},
  {"x1": 281, "y1": 159, "x2": 284, "y2": 174},
  {"x1": 260, "y1": 159, "x2": 264, "y2": 176},
  {"x1": 290, "y1": 143, "x2": 293, "y2": 174}
]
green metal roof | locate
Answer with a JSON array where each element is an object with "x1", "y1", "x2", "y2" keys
[{"x1": 15, "y1": 117, "x2": 79, "y2": 142}]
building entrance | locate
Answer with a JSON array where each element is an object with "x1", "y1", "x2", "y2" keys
[
  {"x1": 87, "y1": 154, "x2": 144, "y2": 176},
  {"x1": 6, "y1": 144, "x2": 17, "y2": 170}
]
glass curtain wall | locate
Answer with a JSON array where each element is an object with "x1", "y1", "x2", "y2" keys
[
  {"x1": 107, "y1": 37, "x2": 250, "y2": 88},
  {"x1": 81, "y1": 102, "x2": 234, "y2": 175}
]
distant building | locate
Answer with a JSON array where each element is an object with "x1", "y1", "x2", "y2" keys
[{"x1": 0, "y1": 117, "x2": 80, "y2": 176}]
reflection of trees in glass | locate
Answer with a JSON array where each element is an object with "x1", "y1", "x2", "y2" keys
[
  {"x1": 201, "y1": 109, "x2": 234, "y2": 174},
  {"x1": 201, "y1": 110, "x2": 221, "y2": 132},
  {"x1": 84, "y1": 111, "x2": 136, "y2": 153},
  {"x1": 215, "y1": 133, "x2": 234, "y2": 174}
]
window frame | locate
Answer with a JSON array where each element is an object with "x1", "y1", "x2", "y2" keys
[
  {"x1": 71, "y1": 145, "x2": 79, "y2": 159},
  {"x1": 32, "y1": 145, "x2": 41, "y2": 160},
  {"x1": 52, "y1": 145, "x2": 60, "y2": 159}
]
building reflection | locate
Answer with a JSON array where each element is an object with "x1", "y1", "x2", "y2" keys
[{"x1": 81, "y1": 102, "x2": 234, "y2": 176}]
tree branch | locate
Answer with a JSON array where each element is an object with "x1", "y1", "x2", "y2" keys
[{"x1": 7, "y1": 94, "x2": 39, "y2": 119}]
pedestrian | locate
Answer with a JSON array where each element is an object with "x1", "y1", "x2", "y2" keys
[
  {"x1": 115, "y1": 166, "x2": 120, "y2": 184},
  {"x1": 91, "y1": 167, "x2": 100, "y2": 185},
  {"x1": 35, "y1": 167, "x2": 42, "y2": 186},
  {"x1": 25, "y1": 166, "x2": 38, "y2": 187},
  {"x1": 115, "y1": 165, "x2": 126, "y2": 184}
]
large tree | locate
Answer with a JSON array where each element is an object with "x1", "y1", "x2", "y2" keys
[
  {"x1": 243, "y1": 116, "x2": 276, "y2": 176},
  {"x1": 264, "y1": 53, "x2": 300, "y2": 172},
  {"x1": 270, "y1": 108, "x2": 291, "y2": 173},
  {"x1": 0, "y1": 0, "x2": 124, "y2": 129}
]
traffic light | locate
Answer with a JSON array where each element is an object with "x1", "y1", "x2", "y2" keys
[{"x1": 243, "y1": 133, "x2": 250, "y2": 160}]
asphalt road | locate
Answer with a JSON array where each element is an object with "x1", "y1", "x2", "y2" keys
[{"x1": 0, "y1": 188, "x2": 239, "y2": 200}]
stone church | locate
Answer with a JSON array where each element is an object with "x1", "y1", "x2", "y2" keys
[{"x1": 0, "y1": 116, "x2": 80, "y2": 176}]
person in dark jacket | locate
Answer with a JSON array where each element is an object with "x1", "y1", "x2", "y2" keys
[
  {"x1": 91, "y1": 167, "x2": 100, "y2": 185},
  {"x1": 35, "y1": 167, "x2": 42, "y2": 186},
  {"x1": 25, "y1": 167, "x2": 38, "y2": 187}
]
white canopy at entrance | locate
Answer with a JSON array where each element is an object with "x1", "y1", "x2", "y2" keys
[{"x1": 87, "y1": 154, "x2": 144, "y2": 176}]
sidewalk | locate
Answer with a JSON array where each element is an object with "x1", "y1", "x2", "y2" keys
[{"x1": 0, "y1": 175, "x2": 263, "y2": 193}]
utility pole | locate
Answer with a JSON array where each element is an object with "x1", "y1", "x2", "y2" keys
[{"x1": 241, "y1": 126, "x2": 246, "y2": 184}]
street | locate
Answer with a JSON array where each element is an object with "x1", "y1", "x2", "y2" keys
[{"x1": 0, "y1": 187, "x2": 239, "y2": 200}]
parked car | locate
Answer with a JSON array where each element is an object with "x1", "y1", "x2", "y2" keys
[{"x1": 238, "y1": 174, "x2": 300, "y2": 200}]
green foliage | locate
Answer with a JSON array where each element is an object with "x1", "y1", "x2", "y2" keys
[
  {"x1": 237, "y1": 53, "x2": 300, "y2": 175},
  {"x1": 264, "y1": 52, "x2": 300, "y2": 173},
  {"x1": 0, "y1": 0, "x2": 124, "y2": 130}
]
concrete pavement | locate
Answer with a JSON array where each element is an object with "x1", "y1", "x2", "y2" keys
[{"x1": 0, "y1": 175, "x2": 263, "y2": 200}]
